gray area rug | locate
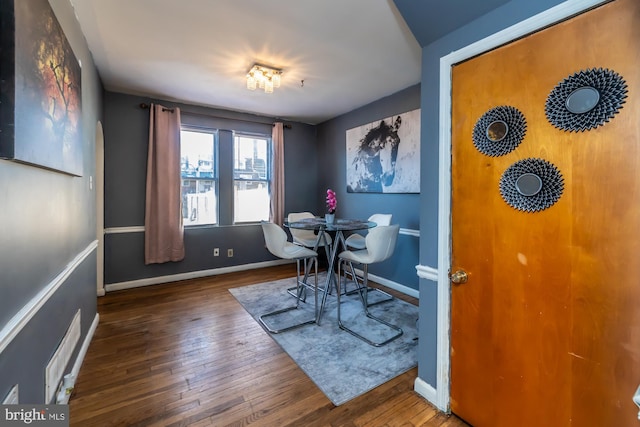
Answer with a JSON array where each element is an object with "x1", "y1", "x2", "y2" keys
[{"x1": 229, "y1": 273, "x2": 419, "y2": 406}]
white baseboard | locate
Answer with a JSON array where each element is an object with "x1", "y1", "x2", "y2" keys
[
  {"x1": 105, "y1": 260, "x2": 419, "y2": 299},
  {"x1": 354, "y1": 269, "x2": 419, "y2": 299},
  {"x1": 414, "y1": 376, "x2": 446, "y2": 412},
  {"x1": 59, "y1": 313, "x2": 99, "y2": 405},
  {"x1": 104, "y1": 259, "x2": 292, "y2": 292},
  {"x1": 71, "y1": 313, "x2": 99, "y2": 380}
]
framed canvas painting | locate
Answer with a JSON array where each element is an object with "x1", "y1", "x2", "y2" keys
[
  {"x1": 346, "y1": 108, "x2": 420, "y2": 193},
  {"x1": 0, "y1": 0, "x2": 83, "y2": 176}
]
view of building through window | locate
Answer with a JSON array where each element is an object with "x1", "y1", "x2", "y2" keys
[
  {"x1": 180, "y1": 129, "x2": 217, "y2": 226},
  {"x1": 233, "y1": 134, "x2": 270, "y2": 223},
  {"x1": 180, "y1": 129, "x2": 271, "y2": 226}
]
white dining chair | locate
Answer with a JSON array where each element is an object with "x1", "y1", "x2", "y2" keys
[
  {"x1": 288, "y1": 211, "x2": 332, "y2": 248},
  {"x1": 287, "y1": 211, "x2": 333, "y2": 300},
  {"x1": 343, "y1": 213, "x2": 394, "y2": 306},
  {"x1": 336, "y1": 224, "x2": 403, "y2": 346},
  {"x1": 258, "y1": 222, "x2": 318, "y2": 333},
  {"x1": 344, "y1": 213, "x2": 392, "y2": 249}
]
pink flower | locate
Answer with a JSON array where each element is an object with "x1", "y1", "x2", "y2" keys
[{"x1": 326, "y1": 189, "x2": 337, "y2": 214}]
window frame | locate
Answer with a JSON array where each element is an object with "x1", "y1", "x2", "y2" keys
[
  {"x1": 180, "y1": 126, "x2": 219, "y2": 227},
  {"x1": 232, "y1": 131, "x2": 272, "y2": 224}
]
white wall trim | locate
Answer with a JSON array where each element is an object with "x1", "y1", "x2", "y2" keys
[
  {"x1": 0, "y1": 240, "x2": 98, "y2": 355},
  {"x1": 434, "y1": 0, "x2": 608, "y2": 413},
  {"x1": 106, "y1": 261, "x2": 419, "y2": 298},
  {"x1": 414, "y1": 376, "x2": 438, "y2": 405},
  {"x1": 105, "y1": 225, "x2": 420, "y2": 237},
  {"x1": 400, "y1": 228, "x2": 419, "y2": 237},
  {"x1": 104, "y1": 226, "x2": 145, "y2": 234},
  {"x1": 415, "y1": 264, "x2": 438, "y2": 282},
  {"x1": 368, "y1": 273, "x2": 418, "y2": 298},
  {"x1": 57, "y1": 313, "x2": 99, "y2": 405},
  {"x1": 105, "y1": 259, "x2": 292, "y2": 292},
  {"x1": 351, "y1": 268, "x2": 419, "y2": 299},
  {"x1": 71, "y1": 313, "x2": 98, "y2": 380}
]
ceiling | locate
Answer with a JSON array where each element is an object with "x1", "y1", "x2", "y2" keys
[{"x1": 68, "y1": 0, "x2": 508, "y2": 125}]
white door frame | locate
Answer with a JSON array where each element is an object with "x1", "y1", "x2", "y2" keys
[{"x1": 434, "y1": 0, "x2": 610, "y2": 412}]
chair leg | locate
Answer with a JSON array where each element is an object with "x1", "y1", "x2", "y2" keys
[
  {"x1": 336, "y1": 259, "x2": 403, "y2": 347},
  {"x1": 287, "y1": 254, "x2": 331, "y2": 301},
  {"x1": 287, "y1": 257, "x2": 310, "y2": 301},
  {"x1": 343, "y1": 261, "x2": 394, "y2": 306},
  {"x1": 258, "y1": 256, "x2": 318, "y2": 334},
  {"x1": 344, "y1": 261, "x2": 367, "y2": 307}
]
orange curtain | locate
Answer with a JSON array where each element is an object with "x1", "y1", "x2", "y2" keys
[
  {"x1": 144, "y1": 104, "x2": 185, "y2": 264},
  {"x1": 270, "y1": 122, "x2": 285, "y2": 225}
]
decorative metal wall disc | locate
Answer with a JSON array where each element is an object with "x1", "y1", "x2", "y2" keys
[
  {"x1": 545, "y1": 68, "x2": 627, "y2": 132},
  {"x1": 472, "y1": 106, "x2": 527, "y2": 156},
  {"x1": 499, "y1": 158, "x2": 564, "y2": 213}
]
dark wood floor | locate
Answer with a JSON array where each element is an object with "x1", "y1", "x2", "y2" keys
[{"x1": 69, "y1": 264, "x2": 468, "y2": 426}]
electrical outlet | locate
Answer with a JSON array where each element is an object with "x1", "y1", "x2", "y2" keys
[
  {"x1": 227, "y1": 248, "x2": 234, "y2": 257},
  {"x1": 213, "y1": 248, "x2": 219, "y2": 257}
]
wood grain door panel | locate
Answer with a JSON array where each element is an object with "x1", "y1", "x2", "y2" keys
[{"x1": 450, "y1": 0, "x2": 640, "y2": 425}]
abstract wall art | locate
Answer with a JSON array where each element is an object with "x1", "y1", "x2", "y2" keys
[
  {"x1": 545, "y1": 68, "x2": 627, "y2": 133},
  {"x1": 346, "y1": 108, "x2": 420, "y2": 193},
  {"x1": 0, "y1": 0, "x2": 83, "y2": 176},
  {"x1": 472, "y1": 105, "x2": 527, "y2": 157},
  {"x1": 499, "y1": 158, "x2": 564, "y2": 213}
]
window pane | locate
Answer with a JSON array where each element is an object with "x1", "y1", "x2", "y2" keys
[
  {"x1": 233, "y1": 135, "x2": 271, "y2": 223},
  {"x1": 182, "y1": 180, "x2": 217, "y2": 225},
  {"x1": 234, "y1": 135, "x2": 268, "y2": 180},
  {"x1": 181, "y1": 130, "x2": 217, "y2": 226},
  {"x1": 234, "y1": 181, "x2": 269, "y2": 223}
]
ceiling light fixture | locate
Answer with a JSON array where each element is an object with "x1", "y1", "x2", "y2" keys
[{"x1": 246, "y1": 63, "x2": 282, "y2": 94}]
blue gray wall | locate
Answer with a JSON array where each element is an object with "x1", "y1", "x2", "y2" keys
[
  {"x1": 316, "y1": 85, "x2": 421, "y2": 289},
  {"x1": 103, "y1": 92, "x2": 320, "y2": 285},
  {"x1": 104, "y1": 85, "x2": 422, "y2": 292},
  {"x1": 0, "y1": 0, "x2": 102, "y2": 403},
  {"x1": 395, "y1": 0, "x2": 566, "y2": 389}
]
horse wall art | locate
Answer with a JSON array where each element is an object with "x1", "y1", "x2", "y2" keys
[{"x1": 346, "y1": 109, "x2": 420, "y2": 193}]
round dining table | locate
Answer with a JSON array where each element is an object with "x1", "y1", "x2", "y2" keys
[{"x1": 285, "y1": 217, "x2": 376, "y2": 324}]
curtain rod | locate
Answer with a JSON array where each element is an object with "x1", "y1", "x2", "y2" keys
[
  {"x1": 139, "y1": 103, "x2": 174, "y2": 113},
  {"x1": 139, "y1": 103, "x2": 292, "y2": 128}
]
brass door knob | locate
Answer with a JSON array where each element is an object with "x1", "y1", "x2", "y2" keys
[{"x1": 449, "y1": 270, "x2": 468, "y2": 284}]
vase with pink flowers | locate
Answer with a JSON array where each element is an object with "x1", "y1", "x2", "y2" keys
[{"x1": 325, "y1": 188, "x2": 337, "y2": 224}]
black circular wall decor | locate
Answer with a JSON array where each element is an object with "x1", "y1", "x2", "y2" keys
[
  {"x1": 472, "y1": 106, "x2": 527, "y2": 156},
  {"x1": 545, "y1": 68, "x2": 627, "y2": 132},
  {"x1": 499, "y1": 158, "x2": 564, "y2": 213}
]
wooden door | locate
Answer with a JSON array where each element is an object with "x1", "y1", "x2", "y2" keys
[{"x1": 450, "y1": 0, "x2": 640, "y2": 426}]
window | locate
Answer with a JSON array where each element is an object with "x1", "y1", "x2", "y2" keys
[
  {"x1": 233, "y1": 134, "x2": 271, "y2": 223},
  {"x1": 180, "y1": 129, "x2": 217, "y2": 226},
  {"x1": 180, "y1": 126, "x2": 272, "y2": 227}
]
